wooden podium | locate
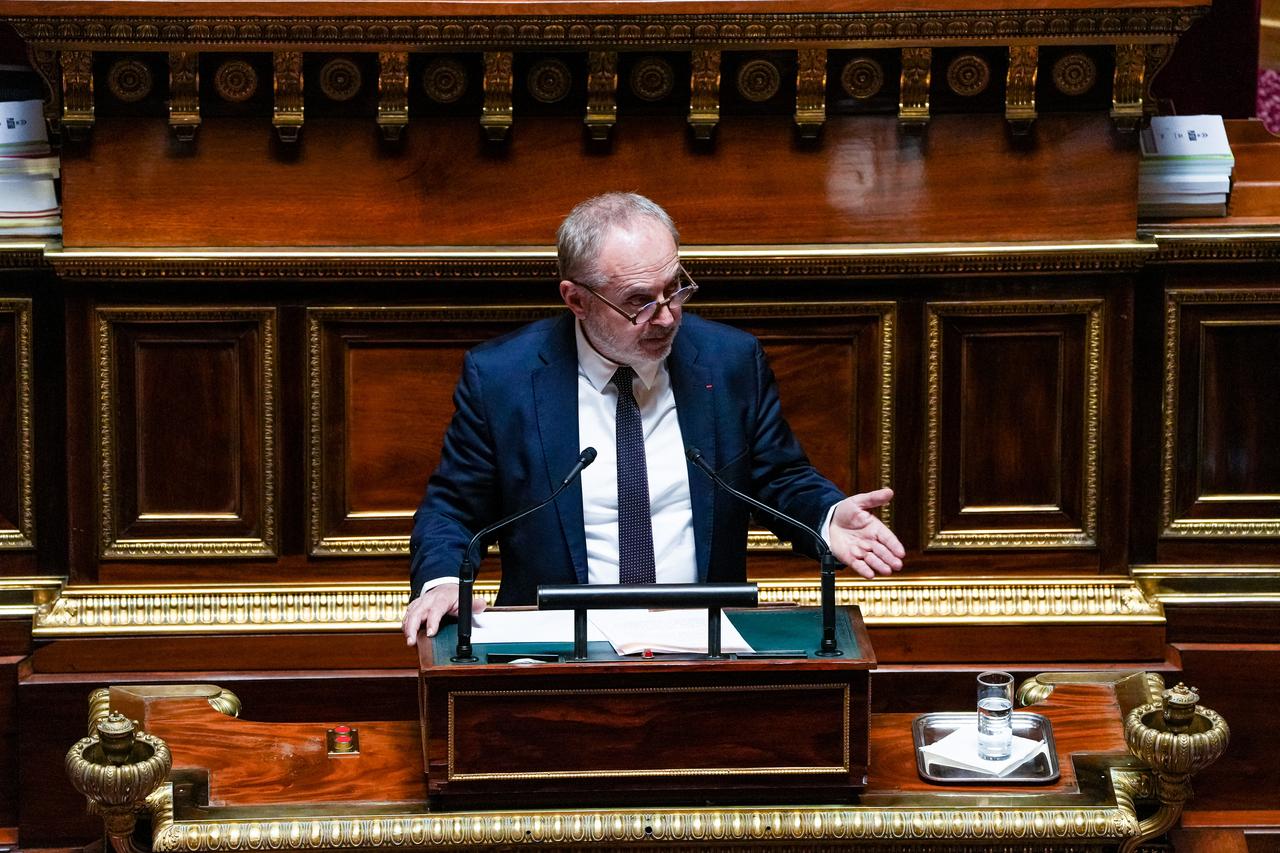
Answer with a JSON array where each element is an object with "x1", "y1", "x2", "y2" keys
[{"x1": 417, "y1": 606, "x2": 875, "y2": 808}]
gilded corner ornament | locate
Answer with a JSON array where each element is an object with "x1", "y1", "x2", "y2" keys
[
  {"x1": 1005, "y1": 46, "x2": 1038, "y2": 132},
  {"x1": 794, "y1": 49, "x2": 826, "y2": 139},
  {"x1": 273, "y1": 51, "x2": 305, "y2": 142},
  {"x1": 689, "y1": 49, "x2": 720, "y2": 141},
  {"x1": 481, "y1": 51, "x2": 514, "y2": 142},
  {"x1": 899, "y1": 47, "x2": 931, "y2": 125},
  {"x1": 585, "y1": 51, "x2": 617, "y2": 141},
  {"x1": 168, "y1": 51, "x2": 200, "y2": 142},
  {"x1": 59, "y1": 50, "x2": 94, "y2": 138},
  {"x1": 377, "y1": 52, "x2": 409, "y2": 141}
]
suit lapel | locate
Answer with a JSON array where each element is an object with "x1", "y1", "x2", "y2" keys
[
  {"x1": 669, "y1": 330, "x2": 716, "y2": 582},
  {"x1": 533, "y1": 315, "x2": 589, "y2": 583}
]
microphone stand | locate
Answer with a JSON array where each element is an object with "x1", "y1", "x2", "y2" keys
[
  {"x1": 452, "y1": 447, "x2": 597, "y2": 662},
  {"x1": 686, "y1": 447, "x2": 844, "y2": 657}
]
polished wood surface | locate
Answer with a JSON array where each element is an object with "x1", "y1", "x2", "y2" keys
[{"x1": 61, "y1": 114, "x2": 1138, "y2": 248}]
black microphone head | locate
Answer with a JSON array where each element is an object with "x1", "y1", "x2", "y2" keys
[
  {"x1": 580, "y1": 446, "x2": 597, "y2": 466},
  {"x1": 685, "y1": 446, "x2": 703, "y2": 462}
]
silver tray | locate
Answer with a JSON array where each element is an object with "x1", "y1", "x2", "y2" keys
[{"x1": 912, "y1": 711, "x2": 1060, "y2": 785}]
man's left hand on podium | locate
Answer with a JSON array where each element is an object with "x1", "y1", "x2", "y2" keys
[{"x1": 828, "y1": 488, "x2": 905, "y2": 579}]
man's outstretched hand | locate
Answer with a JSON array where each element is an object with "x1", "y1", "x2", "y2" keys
[
  {"x1": 401, "y1": 583, "x2": 487, "y2": 646},
  {"x1": 828, "y1": 488, "x2": 905, "y2": 579}
]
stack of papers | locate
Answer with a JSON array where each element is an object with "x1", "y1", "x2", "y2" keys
[
  {"x1": 470, "y1": 609, "x2": 754, "y2": 657},
  {"x1": 1139, "y1": 115, "x2": 1234, "y2": 218},
  {"x1": 0, "y1": 99, "x2": 60, "y2": 239},
  {"x1": 918, "y1": 725, "x2": 1047, "y2": 777}
]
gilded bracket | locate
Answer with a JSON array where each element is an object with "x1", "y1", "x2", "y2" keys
[
  {"x1": 689, "y1": 49, "x2": 720, "y2": 141},
  {"x1": 794, "y1": 48, "x2": 826, "y2": 140},
  {"x1": 898, "y1": 47, "x2": 931, "y2": 126},
  {"x1": 1111, "y1": 43, "x2": 1145, "y2": 131},
  {"x1": 272, "y1": 51, "x2": 305, "y2": 143},
  {"x1": 1005, "y1": 45, "x2": 1038, "y2": 134},
  {"x1": 481, "y1": 51, "x2": 514, "y2": 142},
  {"x1": 60, "y1": 50, "x2": 94, "y2": 140},
  {"x1": 585, "y1": 51, "x2": 618, "y2": 142},
  {"x1": 376, "y1": 52, "x2": 410, "y2": 142},
  {"x1": 168, "y1": 51, "x2": 200, "y2": 143}
]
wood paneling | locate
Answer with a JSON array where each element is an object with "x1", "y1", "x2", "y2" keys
[
  {"x1": 96, "y1": 308, "x2": 276, "y2": 559},
  {"x1": 60, "y1": 113, "x2": 1138, "y2": 248},
  {"x1": 1162, "y1": 290, "x2": 1280, "y2": 544},
  {"x1": 0, "y1": 300, "x2": 33, "y2": 552},
  {"x1": 925, "y1": 300, "x2": 1101, "y2": 551},
  {"x1": 308, "y1": 308, "x2": 553, "y2": 556}
]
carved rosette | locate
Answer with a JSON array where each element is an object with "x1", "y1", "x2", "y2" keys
[
  {"x1": 272, "y1": 51, "x2": 305, "y2": 142},
  {"x1": 377, "y1": 52, "x2": 409, "y2": 141},
  {"x1": 1005, "y1": 45, "x2": 1038, "y2": 130},
  {"x1": 689, "y1": 49, "x2": 720, "y2": 140},
  {"x1": 899, "y1": 47, "x2": 931, "y2": 125},
  {"x1": 1053, "y1": 52, "x2": 1098, "y2": 96},
  {"x1": 630, "y1": 56, "x2": 674, "y2": 102},
  {"x1": 585, "y1": 51, "x2": 617, "y2": 141},
  {"x1": 1119, "y1": 683, "x2": 1230, "y2": 853},
  {"x1": 107, "y1": 58, "x2": 152, "y2": 103},
  {"x1": 319, "y1": 58, "x2": 362, "y2": 102},
  {"x1": 1111, "y1": 42, "x2": 1146, "y2": 130},
  {"x1": 422, "y1": 57, "x2": 467, "y2": 104},
  {"x1": 527, "y1": 58, "x2": 572, "y2": 104},
  {"x1": 59, "y1": 50, "x2": 94, "y2": 137},
  {"x1": 214, "y1": 60, "x2": 258, "y2": 102},
  {"x1": 168, "y1": 51, "x2": 200, "y2": 141},
  {"x1": 66, "y1": 712, "x2": 173, "y2": 848},
  {"x1": 841, "y1": 57, "x2": 884, "y2": 100},
  {"x1": 795, "y1": 48, "x2": 826, "y2": 138},
  {"x1": 481, "y1": 51, "x2": 514, "y2": 141},
  {"x1": 736, "y1": 58, "x2": 781, "y2": 103},
  {"x1": 946, "y1": 54, "x2": 990, "y2": 97}
]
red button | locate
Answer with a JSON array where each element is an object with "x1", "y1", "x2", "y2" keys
[{"x1": 334, "y1": 726, "x2": 351, "y2": 734}]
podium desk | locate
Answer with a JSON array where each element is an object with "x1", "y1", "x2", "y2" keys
[{"x1": 68, "y1": 659, "x2": 1208, "y2": 851}]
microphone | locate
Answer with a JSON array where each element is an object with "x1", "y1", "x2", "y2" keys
[
  {"x1": 685, "y1": 446, "x2": 845, "y2": 657},
  {"x1": 452, "y1": 447, "x2": 597, "y2": 662}
]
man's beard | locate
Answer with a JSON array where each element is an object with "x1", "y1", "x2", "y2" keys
[{"x1": 583, "y1": 311, "x2": 678, "y2": 367}]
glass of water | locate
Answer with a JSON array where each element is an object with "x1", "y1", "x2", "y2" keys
[{"x1": 976, "y1": 671, "x2": 1015, "y2": 760}]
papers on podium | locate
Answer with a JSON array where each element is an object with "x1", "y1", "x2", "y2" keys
[
  {"x1": 918, "y1": 724, "x2": 1047, "y2": 777},
  {"x1": 1139, "y1": 115, "x2": 1234, "y2": 218},
  {"x1": 0, "y1": 99, "x2": 60, "y2": 239},
  {"x1": 471, "y1": 609, "x2": 754, "y2": 656}
]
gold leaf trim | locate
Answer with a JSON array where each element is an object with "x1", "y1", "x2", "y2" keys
[
  {"x1": 0, "y1": 299, "x2": 35, "y2": 549},
  {"x1": 0, "y1": 576, "x2": 64, "y2": 618},
  {"x1": 32, "y1": 576, "x2": 1160, "y2": 636},
  {"x1": 1132, "y1": 565, "x2": 1280, "y2": 604}
]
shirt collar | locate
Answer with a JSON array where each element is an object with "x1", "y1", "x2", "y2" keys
[{"x1": 574, "y1": 320, "x2": 663, "y2": 392}]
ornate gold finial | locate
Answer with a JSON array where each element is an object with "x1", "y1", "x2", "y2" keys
[
  {"x1": 66, "y1": 711, "x2": 172, "y2": 853},
  {"x1": 1119, "y1": 682, "x2": 1229, "y2": 852}
]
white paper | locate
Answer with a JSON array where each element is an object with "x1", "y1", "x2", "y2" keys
[
  {"x1": 0, "y1": 177, "x2": 57, "y2": 214},
  {"x1": 588, "y1": 609, "x2": 754, "y2": 656},
  {"x1": 0, "y1": 101, "x2": 48, "y2": 147},
  {"x1": 1143, "y1": 116, "x2": 1233, "y2": 160},
  {"x1": 919, "y1": 724, "x2": 1046, "y2": 777},
  {"x1": 470, "y1": 610, "x2": 606, "y2": 644}
]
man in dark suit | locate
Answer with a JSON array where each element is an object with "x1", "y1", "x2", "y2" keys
[{"x1": 402, "y1": 193, "x2": 903, "y2": 644}]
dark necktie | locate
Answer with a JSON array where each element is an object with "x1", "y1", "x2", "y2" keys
[{"x1": 610, "y1": 366, "x2": 657, "y2": 584}]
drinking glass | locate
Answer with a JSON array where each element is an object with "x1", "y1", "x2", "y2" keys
[{"x1": 976, "y1": 670, "x2": 1015, "y2": 760}]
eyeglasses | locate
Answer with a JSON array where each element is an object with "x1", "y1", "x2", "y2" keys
[{"x1": 574, "y1": 266, "x2": 699, "y2": 326}]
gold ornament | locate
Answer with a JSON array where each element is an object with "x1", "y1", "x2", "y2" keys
[
  {"x1": 841, "y1": 57, "x2": 884, "y2": 100},
  {"x1": 318, "y1": 58, "x2": 362, "y2": 102},
  {"x1": 527, "y1": 58, "x2": 572, "y2": 104},
  {"x1": 422, "y1": 57, "x2": 467, "y2": 104},
  {"x1": 1054, "y1": 52, "x2": 1098, "y2": 96},
  {"x1": 106, "y1": 58, "x2": 152, "y2": 103},
  {"x1": 946, "y1": 53, "x2": 991, "y2": 97},
  {"x1": 629, "y1": 56, "x2": 674, "y2": 102},
  {"x1": 213, "y1": 59, "x2": 258, "y2": 102},
  {"x1": 736, "y1": 58, "x2": 781, "y2": 102}
]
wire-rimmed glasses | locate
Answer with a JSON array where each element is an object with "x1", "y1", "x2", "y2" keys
[{"x1": 573, "y1": 265, "x2": 699, "y2": 325}]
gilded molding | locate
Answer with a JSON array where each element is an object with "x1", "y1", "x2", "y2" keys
[
  {"x1": 59, "y1": 49, "x2": 94, "y2": 136},
  {"x1": 899, "y1": 47, "x2": 930, "y2": 124},
  {"x1": 1147, "y1": 229, "x2": 1280, "y2": 261},
  {"x1": 377, "y1": 52, "x2": 409, "y2": 140},
  {"x1": 585, "y1": 51, "x2": 617, "y2": 141},
  {"x1": 272, "y1": 51, "x2": 305, "y2": 142},
  {"x1": 689, "y1": 49, "x2": 720, "y2": 140},
  {"x1": 924, "y1": 300, "x2": 1102, "y2": 550},
  {"x1": 1110, "y1": 42, "x2": 1145, "y2": 130},
  {"x1": 42, "y1": 241, "x2": 1156, "y2": 280},
  {"x1": 32, "y1": 576, "x2": 1161, "y2": 636},
  {"x1": 795, "y1": 48, "x2": 826, "y2": 139},
  {"x1": 95, "y1": 308, "x2": 278, "y2": 560},
  {"x1": 1005, "y1": 45, "x2": 1037, "y2": 128},
  {"x1": 1132, "y1": 565, "x2": 1280, "y2": 604},
  {"x1": 8, "y1": 12, "x2": 1201, "y2": 51},
  {"x1": 481, "y1": 51, "x2": 513, "y2": 141},
  {"x1": 1160, "y1": 289, "x2": 1280, "y2": 539},
  {"x1": 0, "y1": 576, "x2": 63, "y2": 618},
  {"x1": 1017, "y1": 671, "x2": 1165, "y2": 713},
  {"x1": 168, "y1": 51, "x2": 200, "y2": 142},
  {"x1": 0, "y1": 299, "x2": 35, "y2": 550}
]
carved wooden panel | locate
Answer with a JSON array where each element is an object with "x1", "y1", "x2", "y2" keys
[
  {"x1": 307, "y1": 307, "x2": 557, "y2": 556},
  {"x1": 0, "y1": 299, "x2": 34, "y2": 550},
  {"x1": 1161, "y1": 289, "x2": 1280, "y2": 539},
  {"x1": 309, "y1": 302, "x2": 893, "y2": 556},
  {"x1": 95, "y1": 308, "x2": 276, "y2": 558},
  {"x1": 925, "y1": 300, "x2": 1102, "y2": 549}
]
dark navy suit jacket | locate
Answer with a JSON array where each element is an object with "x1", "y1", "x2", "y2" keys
[{"x1": 409, "y1": 312, "x2": 845, "y2": 605}]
